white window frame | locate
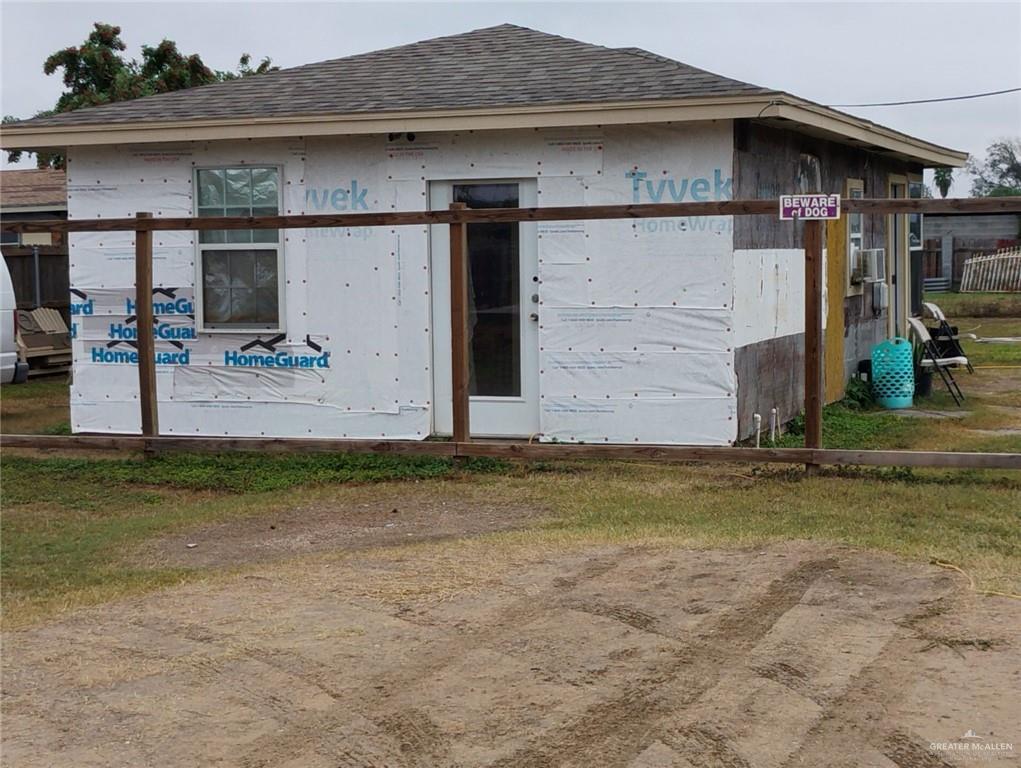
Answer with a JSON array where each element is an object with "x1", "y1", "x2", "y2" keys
[
  {"x1": 846, "y1": 178, "x2": 865, "y2": 294},
  {"x1": 193, "y1": 164, "x2": 285, "y2": 333}
]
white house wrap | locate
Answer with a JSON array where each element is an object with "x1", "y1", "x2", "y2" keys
[{"x1": 67, "y1": 123, "x2": 740, "y2": 443}]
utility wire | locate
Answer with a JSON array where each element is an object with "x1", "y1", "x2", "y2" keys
[{"x1": 829, "y1": 87, "x2": 1021, "y2": 107}]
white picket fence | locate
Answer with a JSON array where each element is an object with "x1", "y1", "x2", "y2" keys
[{"x1": 959, "y1": 247, "x2": 1021, "y2": 292}]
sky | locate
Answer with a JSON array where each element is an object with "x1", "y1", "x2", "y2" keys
[{"x1": 1, "y1": 1, "x2": 1019, "y2": 196}]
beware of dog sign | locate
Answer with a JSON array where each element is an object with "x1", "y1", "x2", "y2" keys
[{"x1": 779, "y1": 194, "x2": 841, "y2": 220}]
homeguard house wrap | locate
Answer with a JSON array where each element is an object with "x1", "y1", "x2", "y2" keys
[{"x1": 2, "y1": 25, "x2": 966, "y2": 444}]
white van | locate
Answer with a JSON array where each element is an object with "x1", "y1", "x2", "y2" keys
[{"x1": 1, "y1": 256, "x2": 29, "y2": 384}]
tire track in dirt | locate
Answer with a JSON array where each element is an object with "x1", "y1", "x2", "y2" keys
[
  {"x1": 488, "y1": 557, "x2": 837, "y2": 768},
  {"x1": 883, "y1": 731, "x2": 957, "y2": 768},
  {"x1": 374, "y1": 708, "x2": 452, "y2": 767},
  {"x1": 779, "y1": 597, "x2": 957, "y2": 768},
  {"x1": 667, "y1": 725, "x2": 753, "y2": 768},
  {"x1": 232, "y1": 552, "x2": 625, "y2": 768},
  {"x1": 562, "y1": 600, "x2": 662, "y2": 635}
]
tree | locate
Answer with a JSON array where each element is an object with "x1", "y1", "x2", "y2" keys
[
  {"x1": 6, "y1": 23, "x2": 276, "y2": 168},
  {"x1": 932, "y1": 167, "x2": 953, "y2": 199},
  {"x1": 966, "y1": 138, "x2": 1021, "y2": 197}
]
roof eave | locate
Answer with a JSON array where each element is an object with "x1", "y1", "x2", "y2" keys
[
  {"x1": 770, "y1": 97, "x2": 967, "y2": 167},
  {"x1": 0, "y1": 93, "x2": 967, "y2": 168}
]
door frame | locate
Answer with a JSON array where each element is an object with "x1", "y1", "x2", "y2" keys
[
  {"x1": 887, "y1": 174, "x2": 909, "y2": 338},
  {"x1": 427, "y1": 178, "x2": 540, "y2": 438}
]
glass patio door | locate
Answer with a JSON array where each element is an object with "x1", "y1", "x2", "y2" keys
[{"x1": 429, "y1": 180, "x2": 540, "y2": 437}]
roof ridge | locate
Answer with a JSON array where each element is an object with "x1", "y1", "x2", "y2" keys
[
  {"x1": 284, "y1": 23, "x2": 548, "y2": 72},
  {"x1": 614, "y1": 45, "x2": 767, "y2": 90}
]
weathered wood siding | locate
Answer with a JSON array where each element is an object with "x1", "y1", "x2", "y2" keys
[
  {"x1": 735, "y1": 332, "x2": 804, "y2": 441},
  {"x1": 924, "y1": 213, "x2": 1021, "y2": 240},
  {"x1": 732, "y1": 121, "x2": 920, "y2": 439}
]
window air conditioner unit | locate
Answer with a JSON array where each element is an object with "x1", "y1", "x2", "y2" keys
[{"x1": 860, "y1": 248, "x2": 886, "y2": 283}]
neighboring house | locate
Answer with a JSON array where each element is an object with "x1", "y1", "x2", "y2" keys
[
  {"x1": 921, "y1": 212, "x2": 1020, "y2": 289},
  {"x1": 0, "y1": 25, "x2": 966, "y2": 443},
  {"x1": 0, "y1": 168, "x2": 67, "y2": 246},
  {"x1": 1, "y1": 169, "x2": 70, "y2": 320}
]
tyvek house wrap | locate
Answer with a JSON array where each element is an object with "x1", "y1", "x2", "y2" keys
[{"x1": 67, "y1": 122, "x2": 737, "y2": 444}]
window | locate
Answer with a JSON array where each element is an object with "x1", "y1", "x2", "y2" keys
[
  {"x1": 846, "y1": 179, "x2": 865, "y2": 290},
  {"x1": 0, "y1": 231, "x2": 19, "y2": 246},
  {"x1": 195, "y1": 166, "x2": 282, "y2": 330},
  {"x1": 908, "y1": 179, "x2": 924, "y2": 251}
]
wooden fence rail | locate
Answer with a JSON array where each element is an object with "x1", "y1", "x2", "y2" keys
[
  {"x1": 4, "y1": 197, "x2": 1021, "y2": 235},
  {"x1": 4, "y1": 196, "x2": 1021, "y2": 471},
  {"x1": 3, "y1": 434, "x2": 1020, "y2": 470}
]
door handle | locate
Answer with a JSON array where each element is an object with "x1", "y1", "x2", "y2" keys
[{"x1": 529, "y1": 313, "x2": 539, "y2": 322}]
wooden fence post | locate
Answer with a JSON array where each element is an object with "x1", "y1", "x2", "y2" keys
[
  {"x1": 449, "y1": 202, "x2": 470, "y2": 443},
  {"x1": 135, "y1": 212, "x2": 159, "y2": 438},
  {"x1": 803, "y1": 219, "x2": 824, "y2": 471}
]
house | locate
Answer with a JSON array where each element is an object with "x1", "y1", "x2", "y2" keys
[
  {"x1": 0, "y1": 25, "x2": 967, "y2": 443},
  {"x1": 1, "y1": 169, "x2": 70, "y2": 321},
  {"x1": 0, "y1": 168, "x2": 67, "y2": 247}
]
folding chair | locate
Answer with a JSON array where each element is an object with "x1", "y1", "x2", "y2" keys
[
  {"x1": 907, "y1": 316, "x2": 967, "y2": 406},
  {"x1": 922, "y1": 302, "x2": 975, "y2": 373}
]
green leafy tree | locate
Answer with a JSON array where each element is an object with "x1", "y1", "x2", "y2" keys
[
  {"x1": 932, "y1": 167, "x2": 953, "y2": 198},
  {"x1": 6, "y1": 23, "x2": 276, "y2": 168},
  {"x1": 966, "y1": 138, "x2": 1021, "y2": 197}
]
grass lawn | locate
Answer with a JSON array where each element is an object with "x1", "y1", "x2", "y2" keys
[
  {"x1": 2, "y1": 452, "x2": 1018, "y2": 628},
  {"x1": 2, "y1": 321, "x2": 1020, "y2": 628},
  {"x1": 0, "y1": 377, "x2": 69, "y2": 435},
  {"x1": 924, "y1": 290, "x2": 1021, "y2": 318}
]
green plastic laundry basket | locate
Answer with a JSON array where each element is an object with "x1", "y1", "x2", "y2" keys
[{"x1": 871, "y1": 337, "x2": 914, "y2": 409}]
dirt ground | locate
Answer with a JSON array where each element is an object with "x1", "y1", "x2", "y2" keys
[
  {"x1": 3, "y1": 538, "x2": 1018, "y2": 768},
  {"x1": 136, "y1": 489, "x2": 550, "y2": 569}
]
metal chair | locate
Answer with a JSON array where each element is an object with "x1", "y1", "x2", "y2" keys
[
  {"x1": 922, "y1": 302, "x2": 975, "y2": 373},
  {"x1": 907, "y1": 316, "x2": 967, "y2": 406}
]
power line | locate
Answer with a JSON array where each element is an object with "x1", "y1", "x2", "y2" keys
[{"x1": 829, "y1": 87, "x2": 1021, "y2": 107}]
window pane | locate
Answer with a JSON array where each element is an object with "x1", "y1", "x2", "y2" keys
[
  {"x1": 227, "y1": 251, "x2": 253, "y2": 287},
  {"x1": 200, "y1": 229, "x2": 225, "y2": 245},
  {"x1": 222, "y1": 207, "x2": 250, "y2": 243},
  {"x1": 251, "y1": 206, "x2": 278, "y2": 243},
  {"x1": 255, "y1": 251, "x2": 277, "y2": 287},
  {"x1": 225, "y1": 168, "x2": 252, "y2": 207},
  {"x1": 197, "y1": 170, "x2": 224, "y2": 208},
  {"x1": 909, "y1": 215, "x2": 922, "y2": 249},
  {"x1": 256, "y1": 287, "x2": 278, "y2": 323},
  {"x1": 454, "y1": 183, "x2": 521, "y2": 397},
  {"x1": 251, "y1": 168, "x2": 278, "y2": 207},
  {"x1": 203, "y1": 287, "x2": 232, "y2": 324},
  {"x1": 203, "y1": 252, "x2": 230, "y2": 286},
  {"x1": 230, "y1": 288, "x2": 257, "y2": 323}
]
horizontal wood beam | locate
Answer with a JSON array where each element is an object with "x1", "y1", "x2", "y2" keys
[
  {"x1": 0, "y1": 245, "x2": 68, "y2": 256},
  {"x1": 0, "y1": 434, "x2": 458, "y2": 456},
  {"x1": 4, "y1": 197, "x2": 1020, "y2": 234},
  {"x1": 3, "y1": 434, "x2": 1019, "y2": 469}
]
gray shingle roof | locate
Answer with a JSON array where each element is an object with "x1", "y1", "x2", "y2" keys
[{"x1": 16, "y1": 24, "x2": 773, "y2": 128}]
